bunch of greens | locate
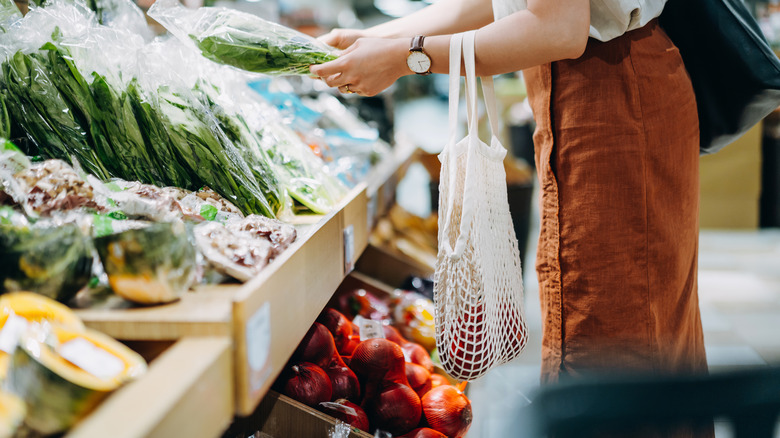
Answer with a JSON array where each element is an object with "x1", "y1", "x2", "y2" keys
[
  {"x1": 259, "y1": 122, "x2": 345, "y2": 215},
  {"x1": 194, "y1": 79, "x2": 284, "y2": 216},
  {"x1": 148, "y1": 0, "x2": 336, "y2": 76},
  {"x1": 1, "y1": 49, "x2": 112, "y2": 179},
  {"x1": 155, "y1": 85, "x2": 276, "y2": 217}
]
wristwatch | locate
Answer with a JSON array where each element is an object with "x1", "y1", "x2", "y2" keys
[{"x1": 407, "y1": 35, "x2": 432, "y2": 75}]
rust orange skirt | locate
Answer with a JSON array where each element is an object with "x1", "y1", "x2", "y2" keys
[{"x1": 524, "y1": 20, "x2": 708, "y2": 384}]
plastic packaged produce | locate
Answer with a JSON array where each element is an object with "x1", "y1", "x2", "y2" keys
[
  {"x1": 8, "y1": 159, "x2": 106, "y2": 216},
  {"x1": 7, "y1": 323, "x2": 146, "y2": 434},
  {"x1": 193, "y1": 221, "x2": 274, "y2": 281},
  {"x1": 193, "y1": 78, "x2": 285, "y2": 217},
  {"x1": 225, "y1": 214, "x2": 296, "y2": 258},
  {"x1": 94, "y1": 221, "x2": 197, "y2": 304},
  {"x1": 149, "y1": 0, "x2": 336, "y2": 75},
  {"x1": 0, "y1": 292, "x2": 85, "y2": 379},
  {"x1": 0, "y1": 216, "x2": 92, "y2": 303},
  {"x1": 391, "y1": 291, "x2": 436, "y2": 352},
  {"x1": 194, "y1": 213, "x2": 296, "y2": 281},
  {"x1": 0, "y1": 139, "x2": 29, "y2": 175}
]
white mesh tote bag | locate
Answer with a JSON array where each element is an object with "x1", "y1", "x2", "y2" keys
[{"x1": 434, "y1": 31, "x2": 528, "y2": 381}]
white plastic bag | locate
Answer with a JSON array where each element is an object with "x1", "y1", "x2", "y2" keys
[{"x1": 434, "y1": 31, "x2": 528, "y2": 381}]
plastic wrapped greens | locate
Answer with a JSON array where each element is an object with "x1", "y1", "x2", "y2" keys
[
  {"x1": 94, "y1": 221, "x2": 196, "y2": 304},
  {"x1": 1, "y1": 49, "x2": 112, "y2": 180},
  {"x1": 0, "y1": 215, "x2": 93, "y2": 302},
  {"x1": 153, "y1": 84, "x2": 276, "y2": 217},
  {"x1": 148, "y1": 0, "x2": 336, "y2": 75},
  {"x1": 0, "y1": 0, "x2": 21, "y2": 33},
  {"x1": 194, "y1": 78, "x2": 284, "y2": 217}
]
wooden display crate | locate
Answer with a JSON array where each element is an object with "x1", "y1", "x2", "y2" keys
[
  {"x1": 72, "y1": 143, "x2": 417, "y2": 419},
  {"x1": 355, "y1": 244, "x2": 434, "y2": 289},
  {"x1": 67, "y1": 337, "x2": 233, "y2": 438},
  {"x1": 226, "y1": 390, "x2": 372, "y2": 438}
]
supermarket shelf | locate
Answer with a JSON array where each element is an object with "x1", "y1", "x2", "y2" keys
[
  {"x1": 67, "y1": 337, "x2": 233, "y2": 438},
  {"x1": 227, "y1": 390, "x2": 373, "y2": 438},
  {"x1": 72, "y1": 141, "x2": 417, "y2": 420}
]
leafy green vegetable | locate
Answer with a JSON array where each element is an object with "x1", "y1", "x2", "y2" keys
[
  {"x1": 194, "y1": 80, "x2": 284, "y2": 216},
  {"x1": 1, "y1": 50, "x2": 111, "y2": 179},
  {"x1": 0, "y1": 91, "x2": 9, "y2": 140},
  {"x1": 126, "y1": 79, "x2": 199, "y2": 190},
  {"x1": 90, "y1": 72, "x2": 169, "y2": 186},
  {"x1": 259, "y1": 122, "x2": 342, "y2": 214},
  {"x1": 156, "y1": 85, "x2": 275, "y2": 217},
  {"x1": 194, "y1": 32, "x2": 336, "y2": 75},
  {"x1": 148, "y1": 0, "x2": 335, "y2": 75}
]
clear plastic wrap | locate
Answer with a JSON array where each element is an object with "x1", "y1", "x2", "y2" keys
[
  {"x1": 193, "y1": 214, "x2": 297, "y2": 281},
  {"x1": 93, "y1": 221, "x2": 197, "y2": 304},
  {"x1": 0, "y1": 215, "x2": 93, "y2": 303},
  {"x1": 148, "y1": 0, "x2": 336, "y2": 76}
]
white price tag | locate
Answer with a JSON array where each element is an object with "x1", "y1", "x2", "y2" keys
[
  {"x1": 355, "y1": 316, "x2": 385, "y2": 342},
  {"x1": 319, "y1": 401, "x2": 358, "y2": 417},
  {"x1": 367, "y1": 195, "x2": 378, "y2": 231},
  {"x1": 0, "y1": 314, "x2": 28, "y2": 354},
  {"x1": 343, "y1": 225, "x2": 355, "y2": 274},
  {"x1": 247, "y1": 302, "x2": 271, "y2": 392},
  {"x1": 59, "y1": 338, "x2": 125, "y2": 380}
]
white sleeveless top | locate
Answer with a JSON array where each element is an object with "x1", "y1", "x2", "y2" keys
[{"x1": 491, "y1": 0, "x2": 667, "y2": 42}]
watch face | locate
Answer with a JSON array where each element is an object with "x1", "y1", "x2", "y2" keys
[{"x1": 407, "y1": 51, "x2": 431, "y2": 74}]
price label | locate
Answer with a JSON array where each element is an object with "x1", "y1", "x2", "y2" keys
[
  {"x1": 59, "y1": 337, "x2": 125, "y2": 380},
  {"x1": 354, "y1": 316, "x2": 385, "y2": 342},
  {"x1": 247, "y1": 303, "x2": 271, "y2": 392},
  {"x1": 0, "y1": 314, "x2": 27, "y2": 354},
  {"x1": 343, "y1": 225, "x2": 355, "y2": 274},
  {"x1": 367, "y1": 194, "x2": 378, "y2": 231}
]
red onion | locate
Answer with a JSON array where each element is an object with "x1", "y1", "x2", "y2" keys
[
  {"x1": 293, "y1": 322, "x2": 337, "y2": 368},
  {"x1": 383, "y1": 324, "x2": 408, "y2": 345},
  {"x1": 405, "y1": 362, "x2": 433, "y2": 399},
  {"x1": 422, "y1": 385, "x2": 473, "y2": 438},
  {"x1": 317, "y1": 309, "x2": 353, "y2": 355},
  {"x1": 363, "y1": 381, "x2": 421, "y2": 436},
  {"x1": 324, "y1": 353, "x2": 361, "y2": 402},
  {"x1": 399, "y1": 428, "x2": 448, "y2": 438},
  {"x1": 401, "y1": 342, "x2": 434, "y2": 373},
  {"x1": 341, "y1": 334, "x2": 361, "y2": 356},
  {"x1": 350, "y1": 338, "x2": 406, "y2": 382},
  {"x1": 280, "y1": 362, "x2": 333, "y2": 408},
  {"x1": 430, "y1": 374, "x2": 449, "y2": 389},
  {"x1": 319, "y1": 398, "x2": 369, "y2": 432}
]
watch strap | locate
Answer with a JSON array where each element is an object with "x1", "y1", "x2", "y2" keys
[{"x1": 411, "y1": 35, "x2": 425, "y2": 52}]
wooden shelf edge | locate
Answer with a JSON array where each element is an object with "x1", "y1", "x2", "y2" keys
[{"x1": 67, "y1": 337, "x2": 234, "y2": 438}]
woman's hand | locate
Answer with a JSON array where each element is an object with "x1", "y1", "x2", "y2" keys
[
  {"x1": 318, "y1": 28, "x2": 367, "y2": 50},
  {"x1": 310, "y1": 37, "x2": 411, "y2": 97}
]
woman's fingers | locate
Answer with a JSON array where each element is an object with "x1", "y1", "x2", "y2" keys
[
  {"x1": 318, "y1": 28, "x2": 364, "y2": 50},
  {"x1": 309, "y1": 58, "x2": 343, "y2": 79}
]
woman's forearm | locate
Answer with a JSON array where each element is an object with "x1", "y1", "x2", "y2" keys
[
  {"x1": 310, "y1": 0, "x2": 590, "y2": 96},
  {"x1": 364, "y1": 0, "x2": 495, "y2": 38},
  {"x1": 426, "y1": 0, "x2": 590, "y2": 76}
]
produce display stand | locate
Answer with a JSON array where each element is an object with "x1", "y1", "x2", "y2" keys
[
  {"x1": 66, "y1": 141, "x2": 416, "y2": 436},
  {"x1": 227, "y1": 390, "x2": 373, "y2": 438},
  {"x1": 67, "y1": 337, "x2": 234, "y2": 438}
]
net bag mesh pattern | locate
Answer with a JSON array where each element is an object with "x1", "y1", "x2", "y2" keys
[{"x1": 434, "y1": 31, "x2": 528, "y2": 381}]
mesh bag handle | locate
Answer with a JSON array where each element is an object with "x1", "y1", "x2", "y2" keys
[{"x1": 435, "y1": 30, "x2": 528, "y2": 381}]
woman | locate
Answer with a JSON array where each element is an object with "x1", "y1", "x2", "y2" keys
[{"x1": 311, "y1": 0, "x2": 708, "y2": 398}]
